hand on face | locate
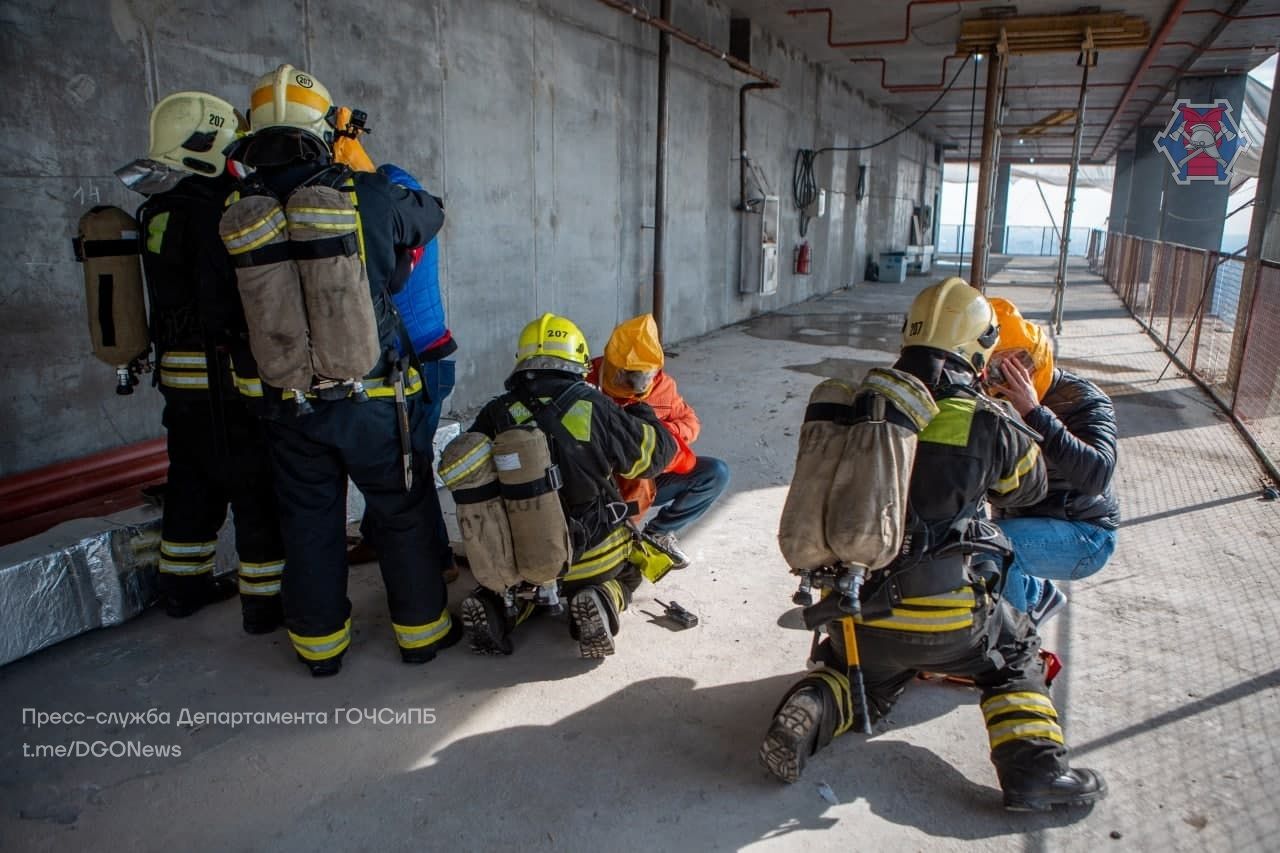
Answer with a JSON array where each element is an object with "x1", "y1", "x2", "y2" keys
[{"x1": 989, "y1": 353, "x2": 1039, "y2": 417}]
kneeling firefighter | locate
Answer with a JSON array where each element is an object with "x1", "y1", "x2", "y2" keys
[
  {"x1": 443, "y1": 314, "x2": 675, "y2": 659},
  {"x1": 89, "y1": 91, "x2": 287, "y2": 633},
  {"x1": 220, "y1": 64, "x2": 455, "y2": 676},
  {"x1": 761, "y1": 278, "x2": 1107, "y2": 812}
]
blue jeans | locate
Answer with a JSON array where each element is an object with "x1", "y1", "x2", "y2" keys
[
  {"x1": 998, "y1": 517, "x2": 1117, "y2": 613},
  {"x1": 646, "y1": 456, "x2": 730, "y2": 535}
]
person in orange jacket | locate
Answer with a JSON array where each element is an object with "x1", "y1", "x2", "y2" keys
[{"x1": 587, "y1": 314, "x2": 730, "y2": 569}]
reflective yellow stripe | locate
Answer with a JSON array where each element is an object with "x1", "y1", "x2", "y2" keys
[
  {"x1": 238, "y1": 578, "x2": 281, "y2": 596},
  {"x1": 440, "y1": 440, "x2": 493, "y2": 489},
  {"x1": 223, "y1": 209, "x2": 286, "y2": 254},
  {"x1": 508, "y1": 401, "x2": 533, "y2": 424},
  {"x1": 250, "y1": 83, "x2": 330, "y2": 114},
  {"x1": 238, "y1": 560, "x2": 285, "y2": 578},
  {"x1": 563, "y1": 528, "x2": 632, "y2": 581},
  {"x1": 159, "y1": 559, "x2": 214, "y2": 576},
  {"x1": 857, "y1": 608, "x2": 975, "y2": 632},
  {"x1": 233, "y1": 372, "x2": 264, "y2": 398},
  {"x1": 993, "y1": 444, "x2": 1042, "y2": 495},
  {"x1": 344, "y1": 177, "x2": 366, "y2": 262},
  {"x1": 161, "y1": 540, "x2": 217, "y2": 556},
  {"x1": 981, "y1": 691, "x2": 1058, "y2": 721},
  {"x1": 289, "y1": 619, "x2": 352, "y2": 661},
  {"x1": 146, "y1": 212, "x2": 169, "y2": 254},
  {"x1": 160, "y1": 352, "x2": 206, "y2": 368},
  {"x1": 160, "y1": 373, "x2": 210, "y2": 389},
  {"x1": 900, "y1": 589, "x2": 976, "y2": 608},
  {"x1": 987, "y1": 720, "x2": 1065, "y2": 750},
  {"x1": 393, "y1": 612, "x2": 453, "y2": 649},
  {"x1": 808, "y1": 667, "x2": 856, "y2": 736},
  {"x1": 920, "y1": 397, "x2": 977, "y2": 448},
  {"x1": 600, "y1": 579, "x2": 626, "y2": 613},
  {"x1": 620, "y1": 422, "x2": 657, "y2": 479},
  {"x1": 561, "y1": 399, "x2": 593, "y2": 442}
]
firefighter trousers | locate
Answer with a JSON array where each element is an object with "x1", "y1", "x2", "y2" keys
[
  {"x1": 792, "y1": 584, "x2": 1068, "y2": 780},
  {"x1": 158, "y1": 400, "x2": 284, "y2": 621},
  {"x1": 264, "y1": 392, "x2": 452, "y2": 664}
]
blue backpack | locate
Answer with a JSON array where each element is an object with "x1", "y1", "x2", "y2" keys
[{"x1": 378, "y1": 164, "x2": 447, "y2": 356}]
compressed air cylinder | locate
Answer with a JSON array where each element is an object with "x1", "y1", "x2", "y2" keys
[
  {"x1": 219, "y1": 195, "x2": 313, "y2": 391},
  {"x1": 778, "y1": 378, "x2": 856, "y2": 571},
  {"x1": 825, "y1": 368, "x2": 937, "y2": 571},
  {"x1": 492, "y1": 425, "x2": 572, "y2": 585},
  {"x1": 439, "y1": 432, "x2": 521, "y2": 593},
  {"x1": 76, "y1": 206, "x2": 149, "y2": 369},
  {"x1": 286, "y1": 185, "x2": 381, "y2": 382}
]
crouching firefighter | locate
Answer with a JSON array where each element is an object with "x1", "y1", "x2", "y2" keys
[
  {"x1": 760, "y1": 277, "x2": 1108, "y2": 812},
  {"x1": 219, "y1": 64, "x2": 457, "y2": 676},
  {"x1": 443, "y1": 314, "x2": 675, "y2": 659},
  {"x1": 94, "y1": 91, "x2": 287, "y2": 634}
]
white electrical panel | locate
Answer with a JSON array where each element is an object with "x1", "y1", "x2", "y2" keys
[{"x1": 740, "y1": 195, "x2": 780, "y2": 295}]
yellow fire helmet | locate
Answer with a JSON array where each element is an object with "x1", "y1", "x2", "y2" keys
[
  {"x1": 515, "y1": 313, "x2": 591, "y2": 375},
  {"x1": 989, "y1": 297, "x2": 1055, "y2": 400},
  {"x1": 249, "y1": 63, "x2": 334, "y2": 142},
  {"x1": 902, "y1": 276, "x2": 1000, "y2": 371},
  {"x1": 147, "y1": 91, "x2": 244, "y2": 177},
  {"x1": 601, "y1": 314, "x2": 664, "y2": 401}
]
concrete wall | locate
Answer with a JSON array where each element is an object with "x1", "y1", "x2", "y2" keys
[{"x1": 0, "y1": 0, "x2": 938, "y2": 476}]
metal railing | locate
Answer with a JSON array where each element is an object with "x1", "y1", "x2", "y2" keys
[
  {"x1": 939, "y1": 224, "x2": 1092, "y2": 256},
  {"x1": 1100, "y1": 230, "x2": 1280, "y2": 481}
]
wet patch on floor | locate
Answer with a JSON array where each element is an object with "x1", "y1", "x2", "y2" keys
[
  {"x1": 743, "y1": 312, "x2": 900, "y2": 351},
  {"x1": 783, "y1": 357, "x2": 877, "y2": 381}
]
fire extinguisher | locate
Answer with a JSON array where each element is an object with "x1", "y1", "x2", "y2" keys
[{"x1": 794, "y1": 240, "x2": 812, "y2": 275}]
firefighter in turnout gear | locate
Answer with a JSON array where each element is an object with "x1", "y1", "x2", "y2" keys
[
  {"x1": 225, "y1": 65, "x2": 455, "y2": 676},
  {"x1": 116, "y1": 91, "x2": 287, "y2": 634},
  {"x1": 760, "y1": 278, "x2": 1108, "y2": 811},
  {"x1": 458, "y1": 314, "x2": 676, "y2": 658}
]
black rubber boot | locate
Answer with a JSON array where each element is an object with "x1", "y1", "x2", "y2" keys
[
  {"x1": 759, "y1": 686, "x2": 824, "y2": 784},
  {"x1": 298, "y1": 652, "x2": 344, "y2": 678},
  {"x1": 400, "y1": 618, "x2": 464, "y2": 664},
  {"x1": 1001, "y1": 767, "x2": 1108, "y2": 812},
  {"x1": 242, "y1": 598, "x2": 284, "y2": 635},
  {"x1": 460, "y1": 588, "x2": 514, "y2": 655},
  {"x1": 163, "y1": 574, "x2": 238, "y2": 618},
  {"x1": 568, "y1": 586, "x2": 617, "y2": 659}
]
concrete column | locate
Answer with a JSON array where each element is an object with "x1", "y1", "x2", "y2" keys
[
  {"x1": 1108, "y1": 146, "x2": 1135, "y2": 234},
  {"x1": 1157, "y1": 74, "x2": 1248, "y2": 251},
  {"x1": 1125, "y1": 125, "x2": 1169, "y2": 240},
  {"x1": 990, "y1": 160, "x2": 1012, "y2": 253}
]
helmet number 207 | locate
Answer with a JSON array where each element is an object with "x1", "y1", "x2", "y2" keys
[
  {"x1": 208, "y1": 113, "x2": 225, "y2": 128},
  {"x1": 909, "y1": 321, "x2": 923, "y2": 336}
]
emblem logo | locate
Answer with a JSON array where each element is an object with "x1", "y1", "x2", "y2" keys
[{"x1": 1154, "y1": 98, "x2": 1248, "y2": 186}]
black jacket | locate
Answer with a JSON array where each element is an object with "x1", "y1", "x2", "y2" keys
[
  {"x1": 469, "y1": 372, "x2": 676, "y2": 550},
  {"x1": 1001, "y1": 368, "x2": 1119, "y2": 530}
]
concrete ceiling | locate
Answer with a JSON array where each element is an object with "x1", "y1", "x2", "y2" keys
[{"x1": 719, "y1": 1, "x2": 1280, "y2": 164}]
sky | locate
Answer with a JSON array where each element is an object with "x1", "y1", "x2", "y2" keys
[{"x1": 939, "y1": 56, "x2": 1276, "y2": 252}]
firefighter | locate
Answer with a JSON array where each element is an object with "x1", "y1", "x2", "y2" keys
[
  {"x1": 760, "y1": 278, "x2": 1107, "y2": 812},
  {"x1": 115, "y1": 91, "x2": 287, "y2": 635},
  {"x1": 983, "y1": 297, "x2": 1119, "y2": 626},
  {"x1": 587, "y1": 314, "x2": 730, "y2": 569},
  {"x1": 227, "y1": 65, "x2": 455, "y2": 676},
  {"x1": 459, "y1": 313, "x2": 676, "y2": 658}
]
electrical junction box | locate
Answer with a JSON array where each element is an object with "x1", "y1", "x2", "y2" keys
[{"x1": 740, "y1": 195, "x2": 779, "y2": 295}]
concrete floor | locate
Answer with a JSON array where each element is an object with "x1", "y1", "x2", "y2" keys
[{"x1": 4, "y1": 258, "x2": 1279, "y2": 852}]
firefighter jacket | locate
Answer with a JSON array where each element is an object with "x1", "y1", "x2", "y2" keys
[
  {"x1": 468, "y1": 372, "x2": 676, "y2": 552},
  {"x1": 907, "y1": 385, "x2": 1048, "y2": 550},
  {"x1": 138, "y1": 173, "x2": 244, "y2": 400},
  {"x1": 999, "y1": 368, "x2": 1119, "y2": 530},
  {"x1": 587, "y1": 358, "x2": 699, "y2": 517},
  {"x1": 249, "y1": 162, "x2": 444, "y2": 388}
]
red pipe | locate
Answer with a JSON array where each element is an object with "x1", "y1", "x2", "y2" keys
[
  {"x1": 0, "y1": 438, "x2": 168, "y2": 523},
  {"x1": 848, "y1": 55, "x2": 967, "y2": 93},
  {"x1": 789, "y1": 2, "x2": 988, "y2": 50},
  {"x1": 1092, "y1": 0, "x2": 1190, "y2": 159},
  {"x1": 1165, "y1": 40, "x2": 1274, "y2": 51}
]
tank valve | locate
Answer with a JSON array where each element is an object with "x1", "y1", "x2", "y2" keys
[
  {"x1": 536, "y1": 582, "x2": 563, "y2": 615},
  {"x1": 792, "y1": 571, "x2": 814, "y2": 606}
]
